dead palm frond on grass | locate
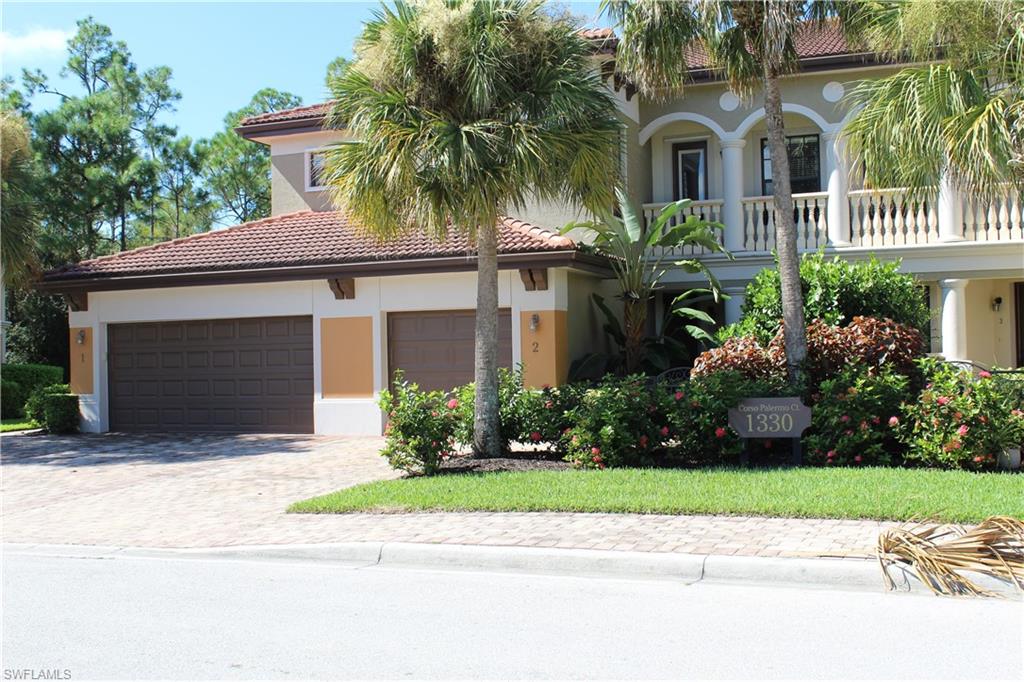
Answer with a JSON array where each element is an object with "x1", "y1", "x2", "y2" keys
[{"x1": 877, "y1": 516, "x2": 1024, "y2": 597}]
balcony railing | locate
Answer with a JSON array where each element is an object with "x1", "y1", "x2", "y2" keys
[
  {"x1": 641, "y1": 199, "x2": 724, "y2": 256},
  {"x1": 642, "y1": 186, "x2": 1023, "y2": 255}
]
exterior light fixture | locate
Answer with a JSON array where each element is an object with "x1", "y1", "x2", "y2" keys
[
  {"x1": 992, "y1": 296, "x2": 1003, "y2": 312},
  {"x1": 76, "y1": 330, "x2": 87, "y2": 345},
  {"x1": 529, "y1": 314, "x2": 540, "y2": 331}
]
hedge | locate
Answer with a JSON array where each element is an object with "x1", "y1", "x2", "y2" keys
[
  {"x1": 42, "y1": 393, "x2": 80, "y2": 434},
  {"x1": 1, "y1": 363, "x2": 64, "y2": 418}
]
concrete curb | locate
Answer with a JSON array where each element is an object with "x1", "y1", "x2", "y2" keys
[{"x1": 5, "y1": 541, "x2": 1020, "y2": 599}]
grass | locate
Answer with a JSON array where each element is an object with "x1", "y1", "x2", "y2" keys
[
  {"x1": 289, "y1": 467, "x2": 1024, "y2": 523},
  {"x1": 1, "y1": 418, "x2": 37, "y2": 433}
]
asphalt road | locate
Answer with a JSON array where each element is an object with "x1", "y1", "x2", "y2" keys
[{"x1": 2, "y1": 551, "x2": 1022, "y2": 680}]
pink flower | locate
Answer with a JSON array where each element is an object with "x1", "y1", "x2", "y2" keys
[
  {"x1": 936, "y1": 396, "x2": 950, "y2": 406},
  {"x1": 530, "y1": 431, "x2": 542, "y2": 442},
  {"x1": 872, "y1": 416, "x2": 881, "y2": 425},
  {"x1": 431, "y1": 410, "x2": 439, "y2": 417},
  {"x1": 973, "y1": 456, "x2": 984, "y2": 463},
  {"x1": 447, "y1": 399, "x2": 459, "y2": 410},
  {"x1": 715, "y1": 427, "x2": 727, "y2": 439},
  {"x1": 826, "y1": 450, "x2": 836, "y2": 459},
  {"x1": 1012, "y1": 409, "x2": 1024, "y2": 418},
  {"x1": 845, "y1": 430, "x2": 854, "y2": 437},
  {"x1": 639, "y1": 434, "x2": 649, "y2": 448},
  {"x1": 660, "y1": 426, "x2": 670, "y2": 437},
  {"x1": 957, "y1": 424, "x2": 969, "y2": 436},
  {"x1": 854, "y1": 455, "x2": 863, "y2": 464},
  {"x1": 674, "y1": 391, "x2": 684, "y2": 401},
  {"x1": 544, "y1": 400, "x2": 554, "y2": 409},
  {"x1": 888, "y1": 416, "x2": 899, "y2": 427},
  {"x1": 840, "y1": 415, "x2": 850, "y2": 423},
  {"x1": 859, "y1": 421, "x2": 869, "y2": 431},
  {"x1": 591, "y1": 446, "x2": 601, "y2": 456},
  {"x1": 979, "y1": 370, "x2": 992, "y2": 378}
]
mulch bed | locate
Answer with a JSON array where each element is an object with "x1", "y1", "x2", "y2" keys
[{"x1": 439, "y1": 449, "x2": 570, "y2": 474}]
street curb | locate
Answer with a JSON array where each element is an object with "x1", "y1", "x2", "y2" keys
[{"x1": 4, "y1": 541, "x2": 1020, "y2": 598}]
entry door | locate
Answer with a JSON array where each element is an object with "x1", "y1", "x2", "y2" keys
[{"x1": 673, "y1": 141, "x2": 708, "y2": 201}]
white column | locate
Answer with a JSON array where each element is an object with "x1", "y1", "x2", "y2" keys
[
  {"x1": 720, "y1": 139, "x2": 746, "y2": 253},
  {"x1": 937, "y1": 172, "x2": 965, "y2": 242},
  {"x1": 939, "y1": 278, "x2": 968, "y2": 361},
  {"x1": 723, "y1": 286, "x2": 746, "y2": 326},
  {"x1": 823, "y1": 131, "x2": 851, "y2": 247}
]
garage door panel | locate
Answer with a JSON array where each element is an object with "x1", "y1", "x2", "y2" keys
[
  {"x1": 388, "y1": 309, "x2": 512, "y2": 392},
  {"x1": 108, "y1": 316, "x2": 313, "y2": 433}
]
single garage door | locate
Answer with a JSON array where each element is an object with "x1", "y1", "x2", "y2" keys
[
  {"x1": 108, "y1": 316, "x2": 314, "y2": 433},
  {"x1": 387, "y1": 310, "x2": 512, "y2": 391}
]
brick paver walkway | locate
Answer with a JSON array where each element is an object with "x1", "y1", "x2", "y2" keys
[{"x1": 2, "y1": 434, "x2": 888, "y2": 558}]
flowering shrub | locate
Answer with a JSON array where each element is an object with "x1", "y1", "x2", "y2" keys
[
  {"x1": 691, "y1": 335, "x2": 784, "y2": 381},
  {"x1": 804, "y1": 367, "x2": 909, "y2": 467},
  {"x1": 897, "y1": 359, "x2": 1024, "y2": 470},
  {"x1": 562, "y1": 375, "x2": 673, "y2": 469},
  {"x1": 666, "y1": 371, "x2": 786, "y2": 466},
  {"x1": 378, "y1": 372, "x2": 458, "y2": 475}
]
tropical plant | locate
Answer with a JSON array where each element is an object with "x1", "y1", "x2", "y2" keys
[
  {"x1": 842, "y1": 0, "x2": 1024, "y2": 198},
  {"x1": 567, "y1": 187, "x2": 729, "y2": 373},
  {"x1": 0, "y1": 111, "x2": 39, "y2": 285},
  {"x1": 604, "y1": 0, "x2": 855, "y2": 384},
  {"x1": 323, "y1": 0, "x2": 621, "y2": 457}
]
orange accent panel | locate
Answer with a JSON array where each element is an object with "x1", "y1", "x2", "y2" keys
[
  {"x1": 520, "y1": 310, "x2": 568, "y2": 389},
  {"x1": 69, "y1": 327, "x2": 93, "y2": 394},
  {"x1": 321, "y1": 317, "x2": 374, "y2": 398}
]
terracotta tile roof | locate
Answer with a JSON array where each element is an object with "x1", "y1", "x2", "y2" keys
[
  {"x1": 238, "y1": 102, "x2": 334, "y2": 127},
  {"x1": 44, "y1": 211, "x2": 577, "y2": 283}
]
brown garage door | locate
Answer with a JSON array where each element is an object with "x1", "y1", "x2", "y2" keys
[
  {"x1": 387, "y1": 310, "x2": 512, "y2": 392},
  {"x1": 108, "y1": 316, "x2": 314, "y2": 433}
]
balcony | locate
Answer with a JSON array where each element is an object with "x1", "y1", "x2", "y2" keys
[{"x1": 643, "y1": 186, "x2": 1024, "y2": 256}]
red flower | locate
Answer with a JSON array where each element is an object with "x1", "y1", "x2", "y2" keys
[
  {"x1": 840, "y1": 415, "x2": 850, "y2": 423},
  {"x1": 544, "y1": 400, "x2": 554, "y2": 409},
  {"x1": 447, "y1": 399, "x2": 459, "y2": 410},
  {"x1": 530, "y1": 431, "x2": 542, "y2": 442},
  {"x1": 888, "y1": 416, "x2": 899, "y2": 427},
  {"x1": 674, "y1": 391, "x2": 684, "y2": 401},
  {"x1": 597, "y1": 463, "x2": 606, "y2": 470},
  {"x1": 826, "y1": 450, "x2": 836, "y2": 459},
  {"x1": 715, "y1": 427, "x2": 727, "y2": 439},
  {"x1": 957, "y1": 424, "x2": 969, "y2": 436},
  {"x1": 639, "y1": 434, "x2": 649, "y2": 448},
  {"x1": 591, "y1": 446, "x2": 601, "y2": 456},
  {"x1": 936, "y1": 396, "x2": 950, "y2": 406},
  {"x1": 854, "y1": 455, "x2": 863, "y2": 464},
  {"x1": 592, "y1": 454, "x2": 603, "y2": 464},
  {"x1": 660, "y1": 426, "x2": 670, "y2": 437},
  {"x1": 979, "y1": 370, "x2": 992, "y2": 378},
  {"x1": 872, "y1": 416, "x2": 881, "y2": 425}
]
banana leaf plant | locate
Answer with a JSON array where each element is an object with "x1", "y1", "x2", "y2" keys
[{"x1": 565, "y1": 186, "x2": 732, "y2": 374}]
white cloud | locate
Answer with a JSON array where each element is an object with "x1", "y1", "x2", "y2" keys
[{"x1": 0, "y1": 28, "x2": 72, "y2": 61}]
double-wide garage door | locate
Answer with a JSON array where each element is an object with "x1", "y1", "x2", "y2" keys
[
  {"x1": 387, "y1": 310, "x2": 512, "y2": 392},
  {"x1": 108, "y1": 316, "x2": 314, "y2": 433}
]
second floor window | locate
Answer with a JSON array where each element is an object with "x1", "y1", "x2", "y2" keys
[
  {"x1": 308, "y1": 151, "x2": 327, "y2": 190},
  {"x1": 761, "y1": 135, "x2": 820, "y2": 196}
]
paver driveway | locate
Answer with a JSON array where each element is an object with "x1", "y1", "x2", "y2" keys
[{"x1": 2, "y1": 433, "x2": 398, "y2": 547}]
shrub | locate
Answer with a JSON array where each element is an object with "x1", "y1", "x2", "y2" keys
[
  {"x1": 41, "y1": 393, "x2": 79, "y2": 434},
  {"x1": 693, "y1": 316, "x2": 925, "y2": 389},
  {"x1": 452, "y1": 367, "x2": 528, "y2": 449},
  {"x1": 804, "y1": 367, "x2": 910, "y2": 467},
  {"x1": 897, "y1": 359, "x2": 1024, "y2": 470},
  {"x1": 1, "y1": 379, "x2": 28, "y2": 419},
  {"x1": 378, "y1": 373, "x2": 458, "y2": 476},
  {"x1": 666, "y1": 371, "x2": 786, "y2": 466},
  {"x1": 724, "y1": 254, "x2": 931, "y2": 343},
  {"x1": 25, "y1": 383, "x2": 71, "y2": 424},
  {"x1": 562, "y1": 375, "x2": 673, "y2": 469},
  {"x1": 1, "y1": 363, "x2": 63, "y2": 419}
]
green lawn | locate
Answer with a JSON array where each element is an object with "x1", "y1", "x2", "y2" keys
[
  {"x1": 1, "y1": 418, "x2": 37, "y2": 433},
  {"x1": 289, "y1": 467, "x2": 1023, "y2": 523}
]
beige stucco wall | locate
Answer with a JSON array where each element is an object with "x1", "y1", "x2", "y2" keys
[
  {"x1": 965, "y1": 278, "x2": 1020, "y2": 368},
  {"x1": 271, "y1": 152, "x2": 335, "y2": 214}
]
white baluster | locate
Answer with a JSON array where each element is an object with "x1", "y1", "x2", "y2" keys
[
  {"x1": 1009, "y1": 192, "x2": 1023, "y2": 240},
  {"x1": 850, "y1": 194, "x2": 862, "y2": 246},
  {"x1": 974, "y1": 200, "x2": 986, "y2": 241},
  {"x1": 998, "y1": 196, "x2": 1010, "y2": 239}
]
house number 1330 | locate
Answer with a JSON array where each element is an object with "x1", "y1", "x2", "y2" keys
[{"x1": 746, "y1": 413, "x2": 793, "y2": 433}]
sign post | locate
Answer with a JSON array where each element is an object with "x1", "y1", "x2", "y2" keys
[{"x1": 727, "y1": 397, "x2": 813, "y2": 466}]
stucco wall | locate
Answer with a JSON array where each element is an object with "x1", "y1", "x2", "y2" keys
[{"x1": 965, "y1": 278, "x2": 1020, "y2": 368}]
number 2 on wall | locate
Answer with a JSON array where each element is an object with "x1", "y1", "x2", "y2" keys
[{"x1": 531, "y1": 342, "x2": 540, "y2": 353}]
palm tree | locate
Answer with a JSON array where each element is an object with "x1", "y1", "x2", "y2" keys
[
  {"x1": 323, "y1": 0, "x2": 621, "y2": 457},
  {"x1": 842, "y1": 0, "x2": 1023, "y2": 198},
  {"x1": 603, "y1": 0, "x2": 851, "y2": 384},
  {"x1": 1, "y1": 111, "x2": 39, "y2": 286},
  {"x1": 568, "y1": 187, "x2": 730, "y2": 373}
]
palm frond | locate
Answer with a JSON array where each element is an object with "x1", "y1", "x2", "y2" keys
[{"x1": 877, "y1": 516, "x2": 1024, "y2": 597}]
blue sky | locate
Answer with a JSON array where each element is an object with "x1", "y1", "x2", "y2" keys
[{"x1": 2, "y1": 1, "x2": 606, "y2": 140}]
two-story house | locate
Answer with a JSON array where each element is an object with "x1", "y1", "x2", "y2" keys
[{"x1": 41, "y1": 23, "x2": 1023, "y2": 436}]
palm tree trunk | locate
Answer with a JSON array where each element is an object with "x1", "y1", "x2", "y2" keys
[
  {"x1": 763, "y1": 70, "x2": 807, "y2": 384},
  {"x1": 473, "y1": 224, "x2": 502, "y2": 458},
  {"x1": 623, "y1": 297, "x2": 646, "y2": 374}
]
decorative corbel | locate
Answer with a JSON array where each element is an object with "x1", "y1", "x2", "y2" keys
[
  {"x1": 519, "y1": 268, "x2": 548, "y2": 292},
  {"x1": 328, "y1": 277, "x2": 356, "y2": 300}
]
